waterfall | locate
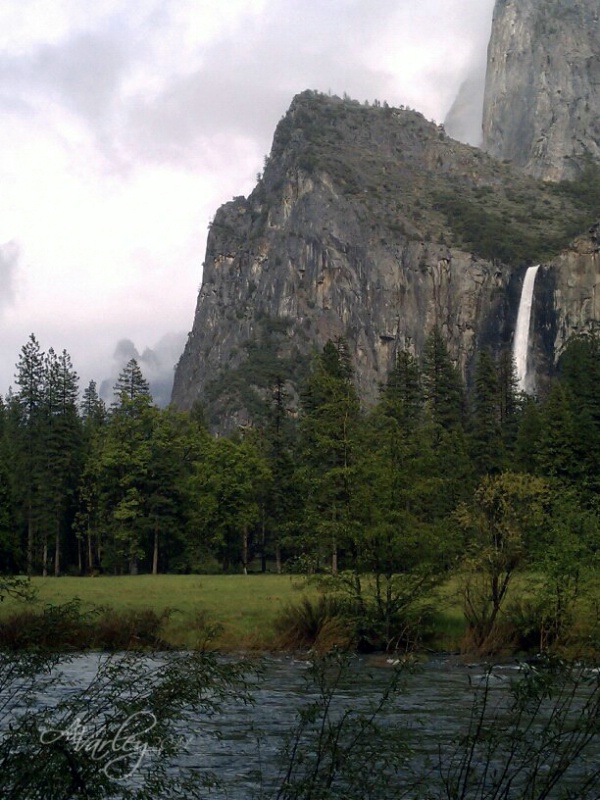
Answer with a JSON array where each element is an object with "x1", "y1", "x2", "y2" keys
[{"x1": 513, "y1": 265, "x2": 540, "y2": 393}]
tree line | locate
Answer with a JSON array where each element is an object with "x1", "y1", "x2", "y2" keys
[{"x1": 1, "y1": 330, "x2": 599, "y2": 638}]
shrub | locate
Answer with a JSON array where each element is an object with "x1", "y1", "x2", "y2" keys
[{"x1": 274, "y1": 594, "x2": 353, "y2": 651}]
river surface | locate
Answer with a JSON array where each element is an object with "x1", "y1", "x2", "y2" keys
[{"x1": 6, "y1": 652, "x2": 600, "y2": 798}]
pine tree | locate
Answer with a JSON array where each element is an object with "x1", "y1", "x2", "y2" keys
[
  {"x1": 380, "y1": 348, "x2": 423, "y2": 434},
  {"x1": 81, "y1": 380, "x2": 107, "y2": 427},
  {"x1": 75, "y1": 381, "x2": 107, "y2": 574},
  {"x1": 535, "y1": 383, "x2": 580, "y2": 486},
  {"x1": 13, "y1": 334, "x2": 46, "y2": 575},
  {"x1": 469, "y1": 350, "x2": 504, "y2": 475},
  {"x1": 261, "y1": 377, "x2": 300, "y2": 573},
  {"x1": 112, "y1": 359, "x2": 152, "y2": 410},
  {"x1": 422, "y1": 328, "x2": 465, "y2": 434},
  {"x1": 40, "y1": 348, "x2": 82, "y2": 576},
  {"x1": 186, "y1": 437, "x2": 271, "y2": 573},
  {"x1": 298, "y1": 340, "x2": 361, "y2": 573},
  {"x1": 0, "y1": 397, "x2": 19, "y2": 571},
  {"x1": 497, "y1": 350, "x2": 521, "y2": 435},
  {"x1": 94, "y1": 360, "x2": 154, "y2": 574}
]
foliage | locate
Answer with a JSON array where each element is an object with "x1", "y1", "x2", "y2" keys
[
  {"x1": 457, "y1": 472, "x2": 550, "y2": 654},
  {"x1": 0, "y1": 628, "x2": 255, "y2": 799},
  {"x1": 186, "y1": 437, "x2": 271, "y2": 573},
  {"x1": 435, "y1": 657, "x2": 600, "y2": 800},
  {"x1": 204, "y1": 315, "x2": 310, "y2": 430},
  {"x1": 262, "y1": 651, "x2": 417, "y2": 800},
  {"x1": 261, "y1": 651, "x2": 600, "y2": 800},
  {"x1": 2, "y1": 332, "x2": 600, "y2": 658},
  {"x1": 3, "y1": 635, "x2": 600, "y2": 798},
  {"x1": 273, "y1": 594, "x2": 352, "y2": 651}
]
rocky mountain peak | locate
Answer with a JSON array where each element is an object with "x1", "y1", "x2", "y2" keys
[
  {"x1": 482, "y1": 0, "x2": 600, "y2": 180},
  {"x1": 171, "y1": 91, "x2": 600, "y2": 430}
]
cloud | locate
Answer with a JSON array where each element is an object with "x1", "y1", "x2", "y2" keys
[
  {"x1": 0, "y1": 0, "x2": 498, "y2": 402},
  {"x1": 444, "y1": 71, "x2": 486, "y2": 145},
  {"x1": 443, "y1": 0, "x2": 494, "y2": 144},
  {"x1": 0, "y1": 1, "x2": 497, "y2": 174},
  {"x1": 99, "y1": 332, "x2": 187, "y2": 407},
  {"x1": 0, "y1": 241, "x2": 20, "y2": 313},
  {"x1": 122, "y1": 1, "x2": 396, "y2": 169}
]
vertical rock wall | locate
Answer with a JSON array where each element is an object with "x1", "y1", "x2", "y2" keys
[{"x1": 482, "y1": 0, "x2": 600, "y2": 180}]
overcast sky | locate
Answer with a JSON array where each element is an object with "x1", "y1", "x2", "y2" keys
[{"x1": 0, "y1": 0, "x2": 494, "y2": 403}]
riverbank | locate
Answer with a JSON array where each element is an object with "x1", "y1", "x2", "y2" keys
[
  {"x1": 0, "y1": 574, "x2": 466, "y2": 652},
  {"x1": 1, "y1": 573, "x2": 597, "y2": 658}
]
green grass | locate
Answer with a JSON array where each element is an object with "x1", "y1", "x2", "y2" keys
[
  {"x1": 0, "y1": 575, "x2": 318, "y2": 651},
  {"x1": 7, "y1": 572, "x2": 596, "y2": 657}
]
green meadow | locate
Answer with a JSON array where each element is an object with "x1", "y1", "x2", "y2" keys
[
  {"x1": 2, "y1": 573, "x2": 598, "y2": 656},
  {"x1": 0, "y1": 574, "x2": 322, "y2": 651}
]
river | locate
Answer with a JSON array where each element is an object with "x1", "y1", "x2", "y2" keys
[{"x1": 4, "y1": 652, "x2": 600, "y2": 798}]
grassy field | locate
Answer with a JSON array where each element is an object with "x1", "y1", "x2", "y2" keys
[
  {"x1": 10, "y1": 573, "x2": 587, "y2": 655},
  {"x1": 2, "y1": 572, "x2": 597, "y2": 656},
  {"x1": 0, "y1": 574, "x2": 322, "y2": 651}
]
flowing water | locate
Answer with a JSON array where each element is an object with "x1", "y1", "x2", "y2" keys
[
  {"x1": 513, "y1": 264, "x2": 540, "y2": 393},
  {"x1": 13, "y1": 653, "x2": 600, "y2": 799}
]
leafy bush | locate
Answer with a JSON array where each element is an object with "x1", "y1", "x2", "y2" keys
[{"x1": 0, "y1": 602, "x2": 172, "y2": 651}]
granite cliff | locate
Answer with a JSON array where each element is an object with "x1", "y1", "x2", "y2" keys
[
  {"x1": 171, "y1": 91, "x2": 600, "y2": 429},
  {"x1": 483, "y1": 0, "x2": 600, "y2": 180}
]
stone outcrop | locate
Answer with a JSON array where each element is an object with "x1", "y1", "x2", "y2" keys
[
  {"x1": 171, "y1": 91, "x2": 599, "y2": 428},
  {"x1": 546, "y1": 222, "x2": 600, "y2": 353},
  {"x1": 482, "y1": 0, "x2": 600, "y2": 181},
  {"x1": 522, "y1": 223, "x2": 600, "y2": 393}
]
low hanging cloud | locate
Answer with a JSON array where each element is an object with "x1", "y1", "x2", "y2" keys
[
  {"x1": 443, "y1": 0, "x2": 494, "y2": 145},
  {"x1": 99, "y1": 331, "x2": 187, "y2": 407},
  {"x1": 0, "y1": 240, "x2": 20, "y2": 313},
  {"x1": 444, "y1": 71, "x2": 487, "y2": 145}
]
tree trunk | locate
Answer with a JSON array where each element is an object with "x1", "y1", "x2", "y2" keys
[
  {"x1": 87, "y1": 530, "x2": 93, "y2": 575},
  {"x1": 152, "y1": 527, "x2": 159, "y2": 575},
  {"x1": 261, "y1": 511, "x2": 267, "y2": 573},
  {"x1": 275, "y1": 543, "x2": 282, "y2": 575},
  {"x1": 331, "y1": 540, "x2": 338, "y2": 575},
  {"x1": 27, "y1": 511, "x2": 33, "y2": 577},
  {"x1": 42, "y1": 538, "x2": 48, "y2": 578},
  {"x1": 242, "y1": 526, "x2": 248, "y2": 575},
  {"x1": 54, "y1": 521, "x2": 60, "y2": 577}
]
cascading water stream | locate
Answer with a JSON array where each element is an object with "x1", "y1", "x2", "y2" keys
[{"x1": 513, "y1": 264, "x2": 540, "y2": 393}]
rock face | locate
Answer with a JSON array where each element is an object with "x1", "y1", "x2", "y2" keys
[
  {"x1": 171, "y1": 91, "x2": 599, "y2": 429},
  {"x1": 482, "y1": 0, "x2": 600, "y2": 181},
  {"x1": 524, "y1": 223, "x2": 600, "y2": 393}
]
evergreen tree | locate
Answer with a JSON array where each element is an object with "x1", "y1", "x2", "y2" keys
[
  {"x1": 187, "y1": 437, "x2": 271, "y2": 573},
  {"x1": 0, "y1": 397, "x2": 19, "y2": 571},
  {"x1": 94, "y1": 361, "x2": 154, "y2": 574},
  {"x1": 497, "y1": 349, "x2": 521, "y2": 450},
  {"x1": 13, "y1": 334, "x2": 46, "y2": 575},
  {"x1": 469, "y1": 350, "x2": 504, "y2": 475},
  {"x1": 514, "y1": 397, "x2": 543, "y2": 474},
  {"x1": 39, "y1": 348, "x2": 82, "y2": 576},
  {"x1": 144, "y1": 407, "x2": 201, "y2": 574},
  {"x1": 260, "y1": 377, "x2": 300, "y2": 573},
  {"x1": 112, "y1": 359, "x2": 152, "y2": 409},
  {"x1": 379, "y1": 348, "x2": 423, "y2": 434},
  {"x1": 556, "y1": 333, "x2": 600, "y2": 497},
  {"x1": 421, "y1": 328, "x2": 465, "y2": 433},
  {"x1": 81, "y1": 380, "x2": 107, "y2": 427},
  {"x1": 298, "y1": 339, "x2": 361, "y2": 573},
  {"x1": 535, "y1": 383, "x2": 581, "y2": 488},
  {"x1": 75, "y1": 381, "x2": 107, "y2": 574}
]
